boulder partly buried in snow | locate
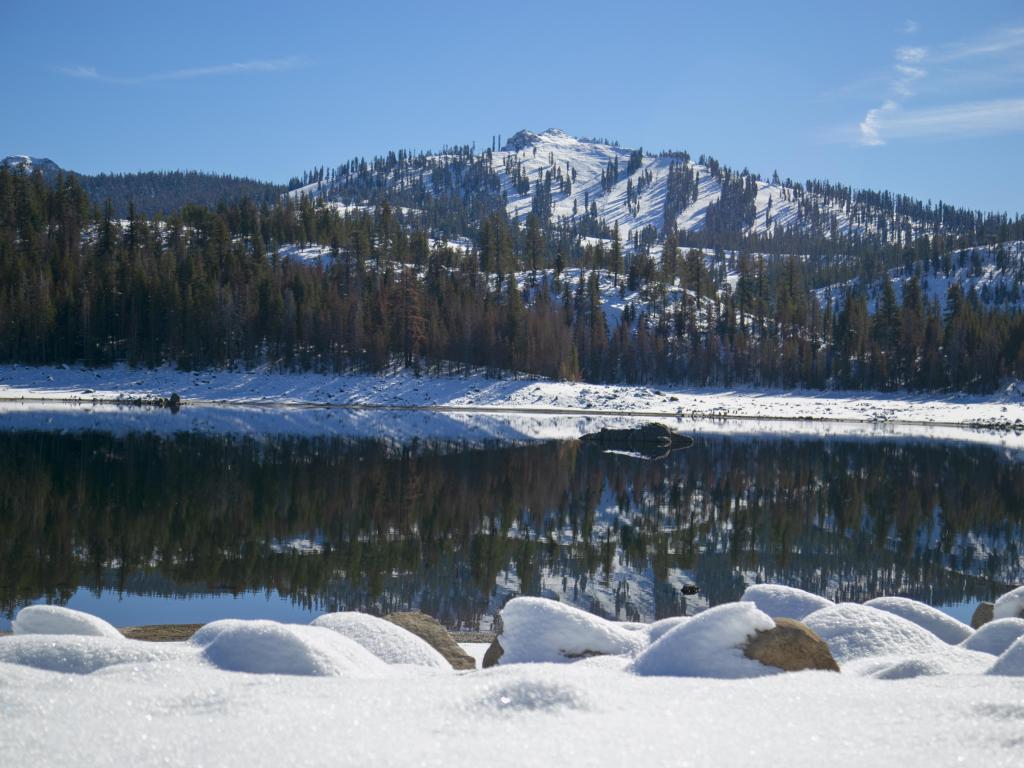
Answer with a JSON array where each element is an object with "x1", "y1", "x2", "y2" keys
[
  {"x1": 971, "y1": 602, "x2": 995, "y2": 629},
  {"x1": 632, "y1": 602, "x2": 777, "y2": 678},
  {"x1": 383, "y1": 612, "x2": 475, "y2": 670},
  {"x1": 190, "y1": 620, "x2": 389, "y2": 677},
  {"x1": 12, "y1": 605, "x2": 124, "y2": 640},
  {"x1": 311, "y1": 612, "x2": 450, "y2": 669},
  {"x1": 740, "y1": 584, "x2": 834, "y2": 621},
  {"x1": 993, "y1": 586, "x2": 1024, "y2": 621},
  {"x1": 743, "y1": 617, "x2": 839, "y2": 672},
  {"x1": 960, "y1": 618, "x2": 1024, "y2": 656},
  {"x1": 864, "y1": 596, "x2": 973, "y2": 644},
  {"x1": 803, "y1": 603, "x2": 944, "y2": 664},
  {"x1": 493, "y1": 597, "x2": 647, "y2": 665}
]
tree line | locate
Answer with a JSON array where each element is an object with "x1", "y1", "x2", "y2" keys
[{"x1": 2, "y1": 163, "x2": 1024, "y2": 392}]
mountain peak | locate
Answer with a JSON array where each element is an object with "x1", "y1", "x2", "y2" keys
[
  {"x1": 501, "y1": 128, "x2": 573, "y2": 152},
  {"x1": 2, "y1": 155, "x2": 63, "y2": 178}
]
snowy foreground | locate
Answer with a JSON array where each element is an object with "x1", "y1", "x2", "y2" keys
[
  {"x1": 3, "y1": 364, "x2": 1024, "y2": 430},
  {"x1": 3, "y1": 588, "x2": 1024, "y2": 767}
]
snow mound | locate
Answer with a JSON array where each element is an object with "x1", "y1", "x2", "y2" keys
[
  {"x1": 993, "y1": 585, "x2": 1024, "y2": 620},
  {"x1": 864, "y1": 596, "x2": 973, "y2": 644},
  {"x1": 189, "y1": 620, "x2": 389, "y2": 677},
  {"x1": 740, "y1": 584, "x2": 834, "y2": 620},
  {"x1": 311, "y1": 612, "x2": 449, "y2": 669},
  {"x1": 647, "y1": 616, "x2": 690, "y2": 643},
  {"x1": 988, "y1": 636, "x2": 1024, "y2": 676},
  {"x1": 496, "y1": 597, "x2": 647, "y2": 664},
  {"x1": 0, "y1": 635, "x2": 188, "y2": 674},
  {"x1": 12, "y1": 605, "x2": 124, "y2": 639},
  {"x1": 960, "y1": 618, "x2": 1024, "y2": 656},
  {"x1": 803, "y1": 603, "x2": 943, "y2": 664},
  {"x1": 632, "y1": 602, "x2": 777, "y2": 678},
  {"x1": 850, "y1": 648, "x2": 994, "y2": 679}
]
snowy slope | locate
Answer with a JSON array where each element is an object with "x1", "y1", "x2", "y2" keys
[{"x1": 817, "y1": 241, "x2": 1024, "y2": 312}]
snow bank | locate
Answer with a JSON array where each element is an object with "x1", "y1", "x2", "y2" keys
[
  {"x1": 740, "y1": 584, "x2": 834, "y2": 620},
  {"x1": 189, "y1": 620, "x2": 389, "y2": 677},
  {"x1": 803, "y1": 603, "x2": 944, "y2": 664},
  {"x1": 12, "y1": 605, "x2": 124, "y2": 639},
  {"x1": 993, "y1": 585, "x2": 1024, "y2": 620},
  {"x1": 0, "y1": 635, "x2": 189, "y2": 674},
  {"x1": 495, "y1": 597, "x2": 647, "y2": 664},
  {"x1": 632, "y1": 602, "x2": 776, "y2": 678},
  {"x1": 988, "y1": 636, "x2": 1024, "y2": 676},
  {"x1": 864, "y1": 596, "x2": 974, "y2": 644},
  {"x1": 849, "y1": 647, "x2": 994, "y2": 679},
  {"x1": 311, "y1": 612, "x2": 449, "y2": 669},
  {"x1": 960, "y1": 618, "x2": 1024, "y2": 655}
]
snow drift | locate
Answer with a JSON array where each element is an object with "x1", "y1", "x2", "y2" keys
[
  {"x1": 12, "y1": 605, "x2": 124, "y2": 640},
  {"x1": 863, "y1": 596, "x2": 974, "y2": 644},
  {"x1": 740, "y1": 584, "x2": 834, "y2": 620},
  {"x1": 311, "y1": 612, "x2": 450, "y2": 669}
]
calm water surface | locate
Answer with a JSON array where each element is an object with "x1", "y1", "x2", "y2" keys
[{"x1": 2, "y1": 410, "x2": 1021, "y2": 630}]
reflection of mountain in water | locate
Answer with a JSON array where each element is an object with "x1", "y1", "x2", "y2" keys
[{"x1": 1, "y1": 428, "x2": 1021, "y2": 628}]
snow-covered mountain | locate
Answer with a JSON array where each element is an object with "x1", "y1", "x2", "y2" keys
[
  {"x1": 291, "y1": 128, "x2": 999, "y2": 250},
  {"x1": 2, "y1": 155, "x2": 63, "y2": 180}
]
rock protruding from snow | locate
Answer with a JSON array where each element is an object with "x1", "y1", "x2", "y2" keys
[
  {"x1": 12, "y1": 605, "x2": 124, "y2": 640},
  {"x1": 311, "y1": 612, "x2": 450, "y2": 669},
  {"x1": 632, "y1": 602, "x2": 776, "y2": 678},
  {"x1": 383, "y1": 612, "x2": 475, "y2": 670},
  {"x1": 864, "y1": 597, "x2": 974, "y2": 644},
  {"x1": 987, "y1": 636, "x2": 1024, "y2": 676},
  {"x1": 971, "y1": 602, "x2": 995, "y2": 629},
  {"x1": 494, "y1": 597, "x2": 647, "y2": 665},
  {"x1": 960, "y1": 618, "x2": 1024, "y2": 656},
  {"x1": 189, "y1": 620, "x2": 389, "y2": 677},
  {"x1": 740, "y1": 584, "x2": 834, "y2": 621},
  {"x1": 993, "y1": 586, "x2": 1024, "y2": 620},
  {"x1": 0, "y1": 634, "x2": 189, "y2": 674},
  {"x1": 802, "y1": 603, "x2": 944, "y2": 664},
  {"x1": 743, "y1": 617, "x2": 839, "y2": 672}
]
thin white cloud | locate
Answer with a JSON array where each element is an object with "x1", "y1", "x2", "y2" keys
[
  {"x1": 55, "y1": 57, "x2": 307, "y2": 85},
  {"x1": 855, "y1": 23, "x2": 1024, "y2": 146},
  {"x1": 860, "y1": 98, "x2": 1024, "y2": 142},
  {"x1": 903, "y1": 19, "x2": 919, "y2": 35}
]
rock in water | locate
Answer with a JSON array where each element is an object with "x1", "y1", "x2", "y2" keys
[
  {"x1": 482, "y1": 638, "x2": 503, "y2": 668},
  {"x1": 580, "y1": 423, "x2": 694, "y2": 452},
  {"x1": 971, "y1": 602, "x2": 995, "y2": 629},
  {"x1": 743, "y1": 617, "x2": 840, "y2": 673},
  {"x1": 383, "y1": 612, "x2": 475, "y2": 670}
]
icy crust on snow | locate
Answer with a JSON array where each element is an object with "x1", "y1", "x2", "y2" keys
[
  {"x1": 863, "y1": 596, "x2": 974, "y2": 644},
  {"x1": 993, "y1": 585, "x2": 1024, "y2": 619},
  {"x1": 802, "y1": 603, "x2": 946, "y2": 663},
  {"x1": 12, "y1": 604, "x2": 124, "y2": 639},
  {"x1": 740, "y1": 584, "x2": 834, "y2": 620},
  {"x1": 189, "y1": 620, "x2": 390, "y2": 677},
  {"x1": 311, "y1": 612, "x2": 450, "y2": 669},
  {"x1": 632, "y1": 603, "x2": 777, "y2": 678},
  {"x1": 496, "y1": 597, "x2": 647, "y2": 664},
  {"x1": 960, "y1": 618, "x2": 1024, "y2": 655},
  {"x1": 988, "y1": 636, "x2": 1024, "y2": 676}
]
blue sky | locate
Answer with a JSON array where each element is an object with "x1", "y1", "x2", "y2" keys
[{"x1": 2, "y1": 0, "x2": 1022, "y2": 213}]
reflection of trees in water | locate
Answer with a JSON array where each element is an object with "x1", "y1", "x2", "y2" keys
[{"x1": 0, "y1": 431, "x2": 1021, "y2": 627}]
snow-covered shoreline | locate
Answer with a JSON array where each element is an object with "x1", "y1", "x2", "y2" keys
[{"x1": 2, "y1": 364, "x2": 1024, "y2": 431}]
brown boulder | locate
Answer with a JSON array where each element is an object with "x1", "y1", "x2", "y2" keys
[
  {"x1": 743, "y1": 617, "x2": 840, "y2": 673},
  {"x1": 971, "y1": 602, "x2": 995, "y2": 629},
  {"x1": 383, "y1": 612, "x2": 476, "y2": 670},
  {"x1": 482, "y1": 638, "x2": 504, "y2": 668}
]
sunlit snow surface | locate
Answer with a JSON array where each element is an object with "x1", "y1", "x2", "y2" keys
[{"x1": 4, "y1": 594, "x2": 1024, "y2": 767}]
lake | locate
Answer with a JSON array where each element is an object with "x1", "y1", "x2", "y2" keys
[{"x1": 1, "y1": 406, "x2": 1021, "y2": 631}]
